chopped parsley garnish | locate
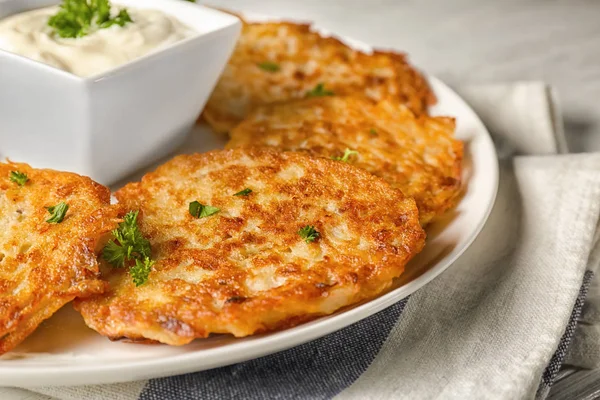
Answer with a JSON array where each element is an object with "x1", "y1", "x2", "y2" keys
[
  {"x1": 130, "y1": 257, "x2": 155, "y2": 287},
  {"x1": 102, "y1": 210, "x2": 154, "y2": 286},
  {"x1": 369, "y1": 128, "x2": 378, "y2": 136},
  {"x1": 298, "y1": 225, "x2": 320, "y2": 243},
  {"x1": 48, "y1": 0, "x2": 133, "y2": 39},
  {"x1": 103, "y1": 211, "x2": 151, "y2": 266},
  {"x1": 102, "y1": 240, "x2": 127, "y2": 267},
  {"x1": 9, "y1": 171, "x2": 28, "y2": 186},
  {"x1": 234, "y1": 188, "x2": 253, "y2": 197},
  {"x1": 189, "y1": 201, "x2": 220, "y2": 219},
  {"x1": 45, "y1": 202, "x2": 69, "y2": 223},
  {"x1": 307, "y1": 83, "x2": 334, "y2": 97},
  {"x1": 257, "y1": 62, "x2": 281, "y2": 72},
  {"x1": 332, "y1": 148, "x2": 359, "y2": 163},
  {"x1": 101, "y1": 8, "x2": 132, "y2": 28}
]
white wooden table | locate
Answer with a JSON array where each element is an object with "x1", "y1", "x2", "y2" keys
[{"x1": 211, "y1": 1, "x2": 600, "y2": 398}]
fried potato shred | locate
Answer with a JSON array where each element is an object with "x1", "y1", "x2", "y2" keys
[
  {"x1": 75, "y1": 149, "x2": 425, "y2": 344},
  {"x1": 228, "y1": 96, "x2": 463, "y2": 224},
  {"x1": 0, "y1": 162, "x2": 121, "y2": 354},
  {"x1": 202, "y1": 19, "x2": 436, "y2": 133}
]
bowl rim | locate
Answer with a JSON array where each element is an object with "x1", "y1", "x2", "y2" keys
[{"x1": 0, "y1": 0, "x2": 242, "y2": 82}]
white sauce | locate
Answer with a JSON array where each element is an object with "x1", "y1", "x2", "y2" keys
[{"x1": 0, "y1": 5, "x2": 196, "y2": 77}]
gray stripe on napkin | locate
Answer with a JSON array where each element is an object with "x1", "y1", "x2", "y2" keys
[
  {"x1": 537, "y1": 270, "x2": 594, "y2": 399},
  {"x1": 140, "y1": 299, "x2": 407, "y2": 400}
]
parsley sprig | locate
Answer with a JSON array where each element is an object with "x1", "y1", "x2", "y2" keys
[
  {"x1": 102, "y1": 211, "x2": 154, "y2": 286},
  {"x1": 48, "y1": 0, "x2": 133, "y2": 39},
  {"x1": 332, "y1": 148, "x2": 359, "y2": 163},
  {"x1": 131, "y1": 258, "x2": 155, "y2": 287},
  {"x1": 189, "y1": 201, "x2": 220, "y2": 219},
  {"x1": 233, "y1": 188, "x2": 253, "y2": 197},
  {"x1": 307, "y1": 83, "x2": 334, "y2": 97},
  {"x1": 257, "y1": 62, "x2": 280, "y2": 72},
  {"x1": 9, "y1": 171, "x2": 28, "y2": 186},
  {"x1": 298, "y1": 225, "x2": 320, "y2": 243},
  {"x1": 46, "y1": 202, "x2": 69, "y2": 223}
]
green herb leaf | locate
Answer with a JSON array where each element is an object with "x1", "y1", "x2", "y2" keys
[
  {"x1": 48, "y1": 0, "x2": 93, "y2": 38},
  {"x1": 95, "y1": 0, "x2": 110, "y2": 24},
  {"x1": 107, "y1": 211, "x2": 152, "y2": 260},
  {"x1": 298, "y1": 225, "x2": 320, "y2": 243},
  {"x1": 103, "y1": 211, "x2": 151, "y2": 262},
  {"x1": 257, "y1": 62, "x2": 280, "y2": 72},
  {"x1": 130, "y1": 257, "x2": 154, "y2": 287},
  {"x1": 369, "y1": 128, "x2": 378, "y2": 136},
  {"x1": 48, "y1": 0, "x2": 133, "y2": 39},
  {"x1": 46, "y1": 202, "x2": 69, "y2": 223},
  {"x1": 9, "y1": 171, "x2": 29, "y2": 186},
  {"x1": 307, "y1": 83, "x2": 334, "y2": 98},
  {"x1": 99, "y1": 8, "x2": 132, "y2": 28},
  {"x1": 102, "y1": 240, "x2": 128, "y2": 267},
  {"x1": 189, "y1": 201, "x2": 220, "y2": 219},
  {"x1": 234, "y1": 188, "x2": 253, "y2": 197},
  {"x1": 102, "y1": 210, "x2": 155, "y2": 286},
  {"x1": 332, "y1": 148, "x2": 359, "y2": 163}
]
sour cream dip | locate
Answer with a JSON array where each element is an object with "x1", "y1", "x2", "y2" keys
[{"x1": 0, "y1": 5, "x2": 196, "y2": 77}]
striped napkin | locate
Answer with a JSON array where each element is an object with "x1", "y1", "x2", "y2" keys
[{"x1": 3, "y1": 82, "x2": 600, "y2": 400}]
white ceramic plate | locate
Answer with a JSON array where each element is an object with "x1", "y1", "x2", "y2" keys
[{"x1": 0, "y1": 18, "x2": 498, "y2": 387}]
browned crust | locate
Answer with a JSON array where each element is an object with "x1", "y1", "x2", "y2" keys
[
  {"x1": 75, "y1": 148, "x2": 425, "y2": 345},
  {"x1": 201, "y1": 20, "x2": 435, "y2": 134},
  {"x1": 0, "y1": 162, "x2": 122, "y2": 354},
  {"x1": 228, "y1": 96, "x2": 462, "y2": 225}
]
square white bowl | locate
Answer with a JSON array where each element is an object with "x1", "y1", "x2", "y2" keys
[{"x1": 0, "y1": 0, "x2": 241, "y2": 184}]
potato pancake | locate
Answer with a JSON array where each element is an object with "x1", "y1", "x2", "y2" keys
[
  {"x1": 0, "y1": 162, "x2": 121, "y2": 355},
  {"x1": 227, "y1": 96, "x2": 463, "y2": 225},
  {"x1": 201, "y1": 19, "x2": 435, "y2": 133},
  {"x1": 75, "y1": 148, "x2": 425, "y2": 345}
]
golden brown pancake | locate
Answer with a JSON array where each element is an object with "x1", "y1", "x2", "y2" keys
[
  {"x1": 228, "y1": 96, "x2": 463, "y2": 225},
  {"x1": 0, "y1": 162, "x2": 121, "y2": 354},
  {"x1": 75, "y1": 148, "x2": 425, "y2": 345},
  {"x1": 202, "y1": 19, "x2": 435, "y2": 134}
]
